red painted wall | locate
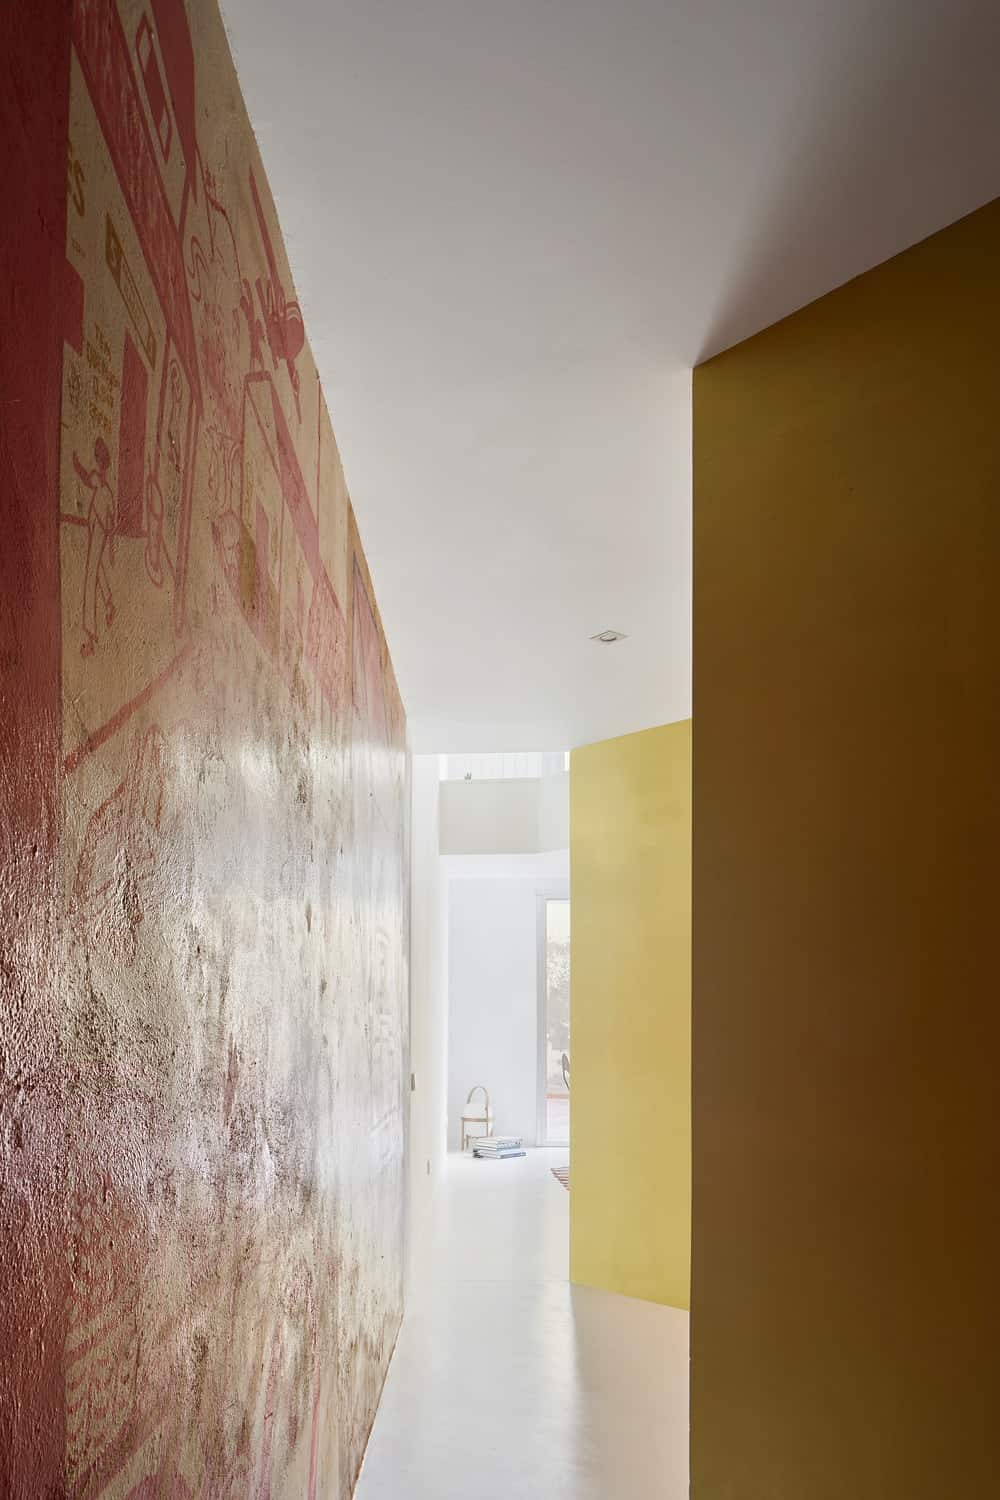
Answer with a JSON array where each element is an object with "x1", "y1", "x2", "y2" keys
[{"x1": 1, "y1": 5, "x2": 409, "y2": 1497}]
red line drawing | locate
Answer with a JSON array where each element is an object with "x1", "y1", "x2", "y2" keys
[
  {"x1": 160, "y1": 361, "x2": 185, "y2": 558},
  {"x1": 72, "y1": 0, "x2": 201, "y2": 411},
  {"x1": 75, "y1": 0, "x2": 203, "y2": 586},
  {"x1": 63, "y1": 0, "x2": 204, "y2": 767},
  {"x1": 71, "y1": 438, "x2": 118, "y2": 658},
  {"x1": 63, "y1": 642, "x2": 192, "y2": 776},
  {"x1": 241, "y1": 276, "x2": 267, "y2": 370},
  {"x1": 169, "y1": 376, "x2": 196, "y2": 635},
  {"x1": 146, "y1": 0, "x2": 197, "y2": 179},
  {"x1": 212, "y1": 372, "x2": 348, "y2": 718},
  {"x1": 106, "y1": 213, "x2": 158, "y2": 368},
  {"x1": 186, "y1": 166, "x2": 249, "y2": 451},
  {"x1": 249, "y1": 168, "x2": 305, "y2": 420},
  {"x1": 144, "y1": 471, "x2": 165, "y2": 585},
  {"x1": 116, "y1": 332, "x2": 148, "y2": 538},
  {"x1": 135, "y1": 15, "x2": 172, "y2": 162}
]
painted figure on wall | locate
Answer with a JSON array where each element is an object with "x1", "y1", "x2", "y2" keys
[
  {"x1": 72, "y1": 436, "x2": 118, "y2": 655},
  {"x1": 28, "y1": 2, "x2": 411, "y2": 1498}
]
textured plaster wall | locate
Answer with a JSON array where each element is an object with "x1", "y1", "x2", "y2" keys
[{"x1": 1, "y1": 4, "x2": 409, "y2": 1497}]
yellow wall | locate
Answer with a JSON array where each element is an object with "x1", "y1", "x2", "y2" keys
[
  {"x1": 692, "y1": 199, "x2": 1000, "y2": 1497},
  {"x1": 569, "y1": 721, "x2": 691, "y2": 1309}
]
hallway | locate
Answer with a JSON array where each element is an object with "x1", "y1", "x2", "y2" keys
[
  {"x1": 355, "y1": 1150, "x2": 690, "y2": 1499},
  {"x1": 5, "y1": 5, "x2": 997, "y2": 1496}
]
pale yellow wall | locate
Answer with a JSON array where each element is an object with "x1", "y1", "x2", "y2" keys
[
  {"x1": 692, "y1": 198, "x2": 1000, "y2": 1497},
  {"x1": 569, "y1": 720, "x2": 691, "y2": 1309}
]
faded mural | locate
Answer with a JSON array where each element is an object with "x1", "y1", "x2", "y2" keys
[{"x1": 9, "y1": 1, "x2": 407, "y2": 1496}]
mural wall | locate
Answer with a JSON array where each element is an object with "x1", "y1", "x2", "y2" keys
[{"x1": 1, "y1": 2, "x2": 408, "y2": 1496}]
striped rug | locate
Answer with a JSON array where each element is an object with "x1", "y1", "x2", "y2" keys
[{"x1": 551, "y1": 1166, "x2": 569, "y2": 1191}]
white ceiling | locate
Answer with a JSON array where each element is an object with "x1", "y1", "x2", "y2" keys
[{"x1": 222, "y1": 0, "x2": 1000, "y2": 751}]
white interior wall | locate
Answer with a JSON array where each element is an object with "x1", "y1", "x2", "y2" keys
[
  {"x1": 439, "y1": 773, "x2": 569, "y2": 855},
  {"x1": 446, "y1": 852, "x2": 569, "y2": 1149},
  {"x1": 537, "y1": 772, "x2": 570, "y2": 853}
]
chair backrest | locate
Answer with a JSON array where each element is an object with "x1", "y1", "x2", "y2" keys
[{"x1": 466, "y1": 1083, "x2": 491, "y2": 1113}]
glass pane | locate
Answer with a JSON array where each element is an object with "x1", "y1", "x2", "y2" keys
[{"x1": 545, "y1": 899, "x2": 570, "y2": 1145}]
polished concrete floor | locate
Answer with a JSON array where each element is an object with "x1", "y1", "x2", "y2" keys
[
  {"x1": 355, "y1": 1148, "x2": 689, "y2": 1499},
  {"x1": 546, "y1": 1092, "x2": 570, "y2": 1144}
]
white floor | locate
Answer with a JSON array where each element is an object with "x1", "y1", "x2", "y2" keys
[{"x1": 355, "y1": 1148, "x2": 690, "y2": 1500}]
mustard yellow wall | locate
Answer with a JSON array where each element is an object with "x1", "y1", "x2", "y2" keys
[
  {"x1": 692, "y1": 199, "x2": 1000, "y2": 1498},
  {"x1": 569, "y1": 720, "x2": 691, "y2": 1309}
]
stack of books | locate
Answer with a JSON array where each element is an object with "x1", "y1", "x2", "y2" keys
[{"x1": 472, "y1": 1136, "x2": 525, "y2": 1160}]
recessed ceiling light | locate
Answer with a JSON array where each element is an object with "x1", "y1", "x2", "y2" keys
[{"x1": 591, "y1": 629, "x2": 627, "y2": 644}]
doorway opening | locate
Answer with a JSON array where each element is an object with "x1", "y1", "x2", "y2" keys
[{"x1": 538, "y1": 896, "x2": 570, "y2": 1146}]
